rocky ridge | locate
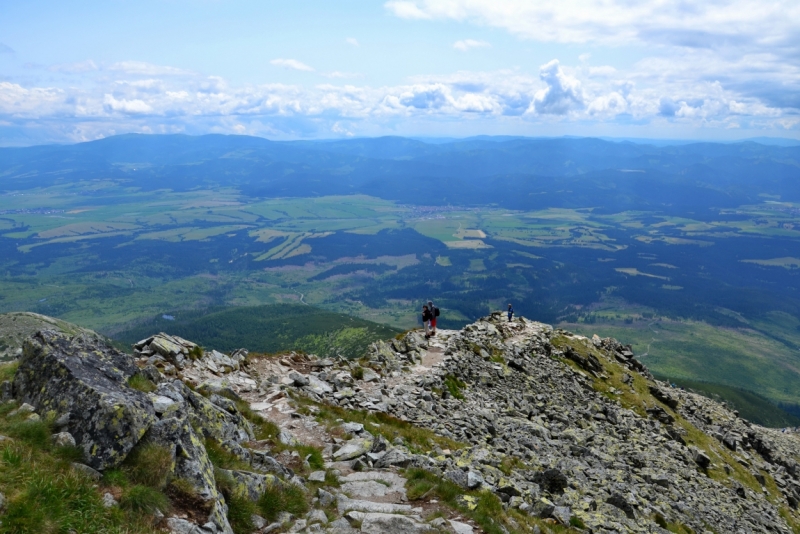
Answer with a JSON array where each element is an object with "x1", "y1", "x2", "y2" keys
[{"x1": 1, "y1": 314, "x2": 800, "y2": 533}]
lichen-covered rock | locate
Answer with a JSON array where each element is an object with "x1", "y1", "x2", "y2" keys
[
  {"x1": 142, "y1": 416, "x2": 234, "y2": 534},
  {"x1": 13, "y1": 330, "x2": 156, "y2": 470},
  {"x1": 183, "y1": 386, "x2": 254, "y2": 445}
]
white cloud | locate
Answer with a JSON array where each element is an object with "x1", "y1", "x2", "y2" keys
[
  {"x1": 384, "y1": 0, "x2": 432, "y2": 19},
  {"x1": 109, "y1": 61, "x2": 194, "y2": 76},
  {"x1": 49, "y1": 60, "x2": 99, "y2": 73},
  {"x1": 103, "y1": 94, "x2": 154, "y2": 115},
  {"x1": 346, "y1": 37, "x2": 359, "y2": 46},
  {"x1": 322, "y1": 71, "x2": 363, "y2": 79},
  {"x1": 530, "y1": 60, "x2": 584, "y2": 115},
  {"x1": 453, "y1": 39, "x2": 490, "y2": 52},
  {"x1": 383, "y1": 0, "x2": 800, "y2": 50},
  {"x1": 0, "y1": 56, "x2": 797, "y2": 143},
  {"x1": 270, "y1": 58, "x2": 315, "y2": 72}
]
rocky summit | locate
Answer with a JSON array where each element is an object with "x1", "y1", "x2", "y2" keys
[{"x1": 1, "y1": 313, "x2": 800, "y2": 534}]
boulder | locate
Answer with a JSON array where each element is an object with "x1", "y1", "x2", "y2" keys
[
  {"x1": 359, "y1": 513, "x2": 433, "y2": 534},
  {"x1": 13, "y1": 330, "x2": 156, "y2": 470}
]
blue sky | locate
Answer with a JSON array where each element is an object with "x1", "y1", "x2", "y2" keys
[{"x1": 1, "y1": 0, "x2": 798, "y2": 145}]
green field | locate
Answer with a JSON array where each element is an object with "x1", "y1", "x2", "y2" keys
[{"x1": 3, "y1": 179, "x2": 800, "y2": 420}]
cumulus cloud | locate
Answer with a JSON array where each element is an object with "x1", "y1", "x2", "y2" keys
[
  {"x1": 531, "y1": 60, "x2": 584, "y2": 115},
  {"x1": 0, "y1": 43, "x2": 14, "y2": 54},
  {"x1": 345, "y1": 37, "x2": 359, "y2": 46},
  {"x1": 0, "y1": 55, "x2": 796, "y2": 143},
  {"x1": 453, "y1": 39, "x2": 490, "y2": 51},
  {"x1": 270, "y1": 58, "x2": 315, "y2": 72}
]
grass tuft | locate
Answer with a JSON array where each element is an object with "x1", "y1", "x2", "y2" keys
[
  {"x1": 126, "y1": 374, "x2": 157, "y2": 393},
  {"x1": 215, "y1": 469, "x2": 257, "y2": 534},
  {"x1": 258, "y1": 482, "x2": 309, "y2": 522},
  {"x1": 122, "y1": 442, "x2": 173, "y2": 489},
  {"x1": 120, "y1": 484, "x2": 170, "y2": 515},
  {"x1": 444, "y1": 374, "x2": 466, "y2": 400}
]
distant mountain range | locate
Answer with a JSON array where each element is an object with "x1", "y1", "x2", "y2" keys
[{"x1": 2, "y1": 134, "x2": 799, "y2": 217}]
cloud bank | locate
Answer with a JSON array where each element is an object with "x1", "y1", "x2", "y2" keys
[{"x1": 0, "y1": 52, "x2": 795, "y2": 145}]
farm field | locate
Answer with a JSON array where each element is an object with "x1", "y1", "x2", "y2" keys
[{"x1": 1, "y1": 134, "x2": 800, "y2": 420}]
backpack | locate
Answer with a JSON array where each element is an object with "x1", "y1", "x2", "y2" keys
[{"x1": 434, "y1": 307, "x2": 440, "y2": 317}]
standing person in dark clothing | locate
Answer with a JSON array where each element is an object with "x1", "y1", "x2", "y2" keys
[
  {"x1": 422, "y1": 305, "x2": 433, "y2": 338},
  {"x1": 507, "y1": 303, "x2": 514, "y2": 322},
  {"x1": 428, "y1": 300, "x2": 438, "y2": 336}
]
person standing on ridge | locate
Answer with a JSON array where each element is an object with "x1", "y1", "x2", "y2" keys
[
  {"x1": 428, "y1": 300, "x2": 439, "y2": 336},
  {"x1": 507, "y1": 303, "x2": 514, "y2": 322},
  {"x1": 422, "y1": 304, "x2": 433, "y2": 338}
]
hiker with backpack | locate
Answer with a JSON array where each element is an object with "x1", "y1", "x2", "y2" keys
[
  {"x1": 428, "y1": 300, "x2": 439, "y2": 336},
  {"x1": 507, "y1": 303, "x2": 514, "y2": 322},
  {"x1": 422, "y1": 304, "x2": 433, "y2": 338}
]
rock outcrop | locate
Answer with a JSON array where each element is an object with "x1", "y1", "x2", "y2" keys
[{"x1": 3, "y1": 313, "x2": 800, "y2": 534}]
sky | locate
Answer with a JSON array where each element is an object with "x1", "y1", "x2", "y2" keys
[{"x1": 0, "y1": 0, "x2": 799, "y2": 145}]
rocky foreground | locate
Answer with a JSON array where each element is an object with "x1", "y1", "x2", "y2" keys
[{"x1": 2, "y1": 313, "x2": 800, "y2": 533}]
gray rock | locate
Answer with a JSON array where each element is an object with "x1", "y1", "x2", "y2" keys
[
  {"x1": 166, "y1": 517, "x2": 201, "y2": 534},
  {"x1": 318, "y1": 488, "x2": 336, "y2": 507},
  {"x1": 0, "y1": 380, "x2": 12, "y2": 402},
  {"x1": 551, "y1": 506, "x2": 572, "y2": 525},
  {"x1": 13, "y1": 331, "x2": 156, "y2": 470},
  {"x1": 52, "y1": 431, "x2": 76, "y2": 448},
  {"x1": 333, "y1": 438, "x2": 372, "y2": 461},
  {"x1": 251, "y1": 514, "x2": 268, "y2": 529},
  {"x1": 307, "y1": 509, "x2": 328, "y2": 524},
  {"x1": 0, "y1": 492, "x2": 5, "y2": 511},
  {"x1": 9, "y1": 403, "x2": 35, "y2": 417},
  {"x1": 71, "y1": 462, "x2": 102, "y2": 481},
  {"x1": 449, "y1": 520, "x2": 474, "y2": 534},
  {"x1": 466, "y1": 470, "x2": 484, "y2": 490},
  {"x1": 102, "y1": 492, "x2": 118, "y2": 508},
  {"x1": 359, "y1": 513, "x2": 433, "y2": 534},
  {"x1": 374, "y1": 447, "x2": 409, "y2": 468},
  {"x1": 336, "y1": 496, "x2": 413, "y2": 515},
  {"x1": 342, "y1": 422, "x2": 364, "y2": 434},
  {"x1": 308, "y1": 470, "x2": 327, "y2": 482},
  {"x1": 289, "y1": 371, "x2": 309, "y2": 387}
]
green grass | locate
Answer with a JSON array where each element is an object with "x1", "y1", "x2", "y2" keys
[
  {"x1": 257, "y1": 482, "x2": 309, "y2": 522},
  {"x1": 444, "y1": 374, "x2": 466, "y2": 400},
  {"x1": 214, "y1": 469, "x2": 257, "y2": 534},
  {"x1": 0, "y1": 361, "x2": 19, "y2": 382},
  {"x1": 204, "y1": 438, "x2": 250, "y2": 471},
  {"x1": 0, "y1": 403, "x2": 159, "y2": 533},
  {"x1": 122, "y1": 443, "x2": 174, "y2": 489},
  {"x1": 115, "y1": 304, "x2": 401, "y2": 359},
  {"x1": 562, "y1": 304, "x2": 800, "y2": 409},
  {"x1": 404, "y1": 468, "x2": 581, "y2": 534},
  {"x1": 295, "y1": 396, "x2": 463, "y2": 454},
  {"x1": 127, "y1": 374, "x2": 157, "y2": 393},
  {"x1": 119, "y1": 485, "x2": 170, "y2": 515},
  {"x1": 665, "y1": 377, "x2": 800, "y2": 427}
]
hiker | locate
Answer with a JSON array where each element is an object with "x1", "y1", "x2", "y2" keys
[
  {"x1": 422, "y1": 305, "x2": 433, "y2": 338},
  {"x1": 428, "y1": 300, "x2": 439, "y2": 336},
  {"x1": 507, "y1": 303, "x2": 514, "y2": 322}
]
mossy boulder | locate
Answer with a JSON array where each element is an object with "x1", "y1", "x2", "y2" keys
[{"x1": 13, "y1": 330, "x2": 156, "y2": 470}]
